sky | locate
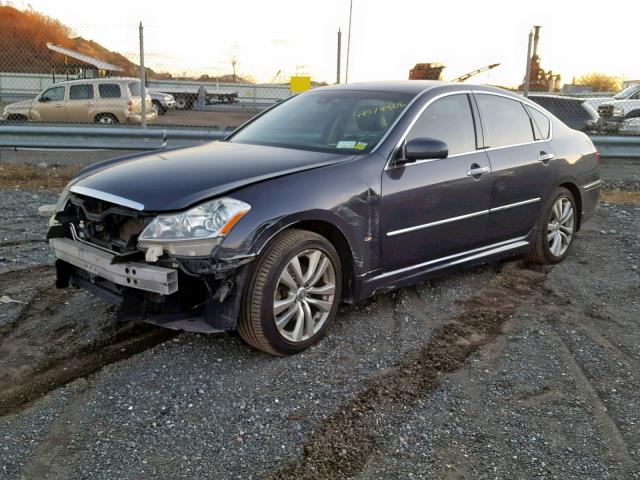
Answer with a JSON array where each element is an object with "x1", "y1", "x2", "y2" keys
[{"x1": 11, "y1": 0, "x2": 640, "y2": 86}]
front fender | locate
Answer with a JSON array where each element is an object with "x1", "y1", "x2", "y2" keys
[{"x1": 213, "y1": 158, "x2": 384, "y2": 277}]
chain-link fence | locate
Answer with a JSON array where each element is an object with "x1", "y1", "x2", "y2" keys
[
  {"x1": 0, "y1": 9, "x2": 639, "y2": 139},
  {"x1": 524, "y1": 87, "x2": 640, "y2": 137},
  {"x1": 0, "y1": 13, "x2": 315, "y2": 130}
]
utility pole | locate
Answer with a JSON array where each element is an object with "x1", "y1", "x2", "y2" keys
[
  {"x1": 139, "y1": 22, "x2": 147, "y2": 128},
  {"x1": 523, "y1": 28, "x2": 533, "y2": 97},
  {"x1": 345, "y1": 0, "x2": 353, "y2": 83},
  {"x1": 336, "y1": 29, "x2": 342, "y2": 84}
]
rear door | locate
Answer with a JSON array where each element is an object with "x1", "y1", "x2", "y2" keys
[
  {"x1": 97, "y1": 82, "x2": 124, "y2": 121},
  {"x1": 67, "y1": 83, "x2": 96, "y2": 123},
  {"x1": 381, "y1": 93, "x2": 492, "y2": 271},
  {"x1": 474, "y1": 92, "x2": 555, "y2": 243}
]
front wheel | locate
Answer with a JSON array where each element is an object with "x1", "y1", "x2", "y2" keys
[
  {"x1": 527, "y1": 187, "x2": 577, "y2": 264},
  {"x1": 238, "y1": 229, "x2": 342, "y2": 356}
]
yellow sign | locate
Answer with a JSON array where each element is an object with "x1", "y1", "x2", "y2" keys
[{"x1": 290, "y1": 76, "x2": 311, "y2": 93}]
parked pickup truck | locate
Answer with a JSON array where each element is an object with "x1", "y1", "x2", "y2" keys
[
  {"x1": 590, "y1": 84, "x2": 640, "y2": 133},
  {"x1": 155, "y1": 85, "x2": 238, "y2": 110}
]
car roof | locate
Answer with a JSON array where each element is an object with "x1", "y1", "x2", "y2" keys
[
  {"x1": 49, "y1": 77, "x2": 138, "y2": 86},
  {"x1": 528, "y1": 94, "x2": 585, "y2": 103},
  {"x1": 318, "y1": 80, "x2": 524, "y2": 100}
]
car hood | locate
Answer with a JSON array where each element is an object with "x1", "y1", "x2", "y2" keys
[
  {"x1": 4, "y1": 99, "x2": 32, "y2": 113},
  {"x1": 71, "y1": 141, "x2": 355, "y2": 211}
]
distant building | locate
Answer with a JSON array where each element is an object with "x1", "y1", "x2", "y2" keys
[
  {"x1": 623, "y1": 80, "x2": 640, "y2": 88},
  {"x1": 561, "y1": 84, "x2": 593, "y2": 94}
]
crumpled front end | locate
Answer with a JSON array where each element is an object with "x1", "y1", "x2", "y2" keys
[{"x1": 48, "y1": 191, "x2": 251, "y2": 332}]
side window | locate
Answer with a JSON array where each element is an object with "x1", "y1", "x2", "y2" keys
[
  {"x1": 129, "y1": 82, "x2": 141, "y2": 96},
  {"x1": 406, "y1": 94, "x2": 476, "y2": 156},
  {"x1": 41, "y1": 86, "x2": 65, "y2": 102},
  {"x1": 526, "y1": 105, "x2": 551, "y2": 140},
  {"x1": 69, "y1": 84, "x2": 94, "y2": 100},
  {"x1": 98, "y1": 84, "x2": 122, "y2": 98},
  {"x1": 477, "y1": 94, "x2": 535, "y2": 148}
]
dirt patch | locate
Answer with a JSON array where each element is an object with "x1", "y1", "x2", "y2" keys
[
  {"x1": 601, "y1": 190, "x2": 640, "y2": 204},
  {"x1": 0, "y1": 161, "x2": 80, "y2": 190},
  {"x1": 0, "y1": 266, "x2": 178, "y2": 416},
  {"x1": 267, "y1": 263, "x2": 549, "y2": 480}
]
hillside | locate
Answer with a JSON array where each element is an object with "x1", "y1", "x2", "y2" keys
[{"x1": 0, "y1": 5, "x2": 148, "y2": 76}]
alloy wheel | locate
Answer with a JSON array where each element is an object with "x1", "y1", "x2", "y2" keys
[
  {"x1": 273, "y1": 249, "x2": 336, "y2": 343},
  {"x1": 547, "y1": 196, "x2": 575, "y2": 257}
]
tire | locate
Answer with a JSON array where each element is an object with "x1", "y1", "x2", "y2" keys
[
  {"x1": 174, "y1": 96, "x2": 194, "y2": 110},
  {"x1": 238, "y1": 229, "x2": 342, "y2": 356},
  {"x1": 7, "y1": 114, "x2": 28, "y2": 122},
  {"x1": 94, "y1": 113, "x2": 119, "y2": 125},
  {"x1": 527, "y1": 187, "x2": 577, "y2": 264}
]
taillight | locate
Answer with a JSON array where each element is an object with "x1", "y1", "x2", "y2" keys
[
  {"x1": 127, "y1": 100, "x2": 133, "y2": 112},
  {"x1": 595, "y1": 151, "x2": 601, "y2": 164}
]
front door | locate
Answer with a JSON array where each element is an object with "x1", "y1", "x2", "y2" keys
[
  {"x1": 35, "y1": 85, "x2": 66, "y2": 122},
  {"x1": 381, "y1": 93, "x2": 492, "y2": 271}
]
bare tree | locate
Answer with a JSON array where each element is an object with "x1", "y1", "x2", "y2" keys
[{"x1": 228, "y1": 44, "x2": 239, "y2": 83}]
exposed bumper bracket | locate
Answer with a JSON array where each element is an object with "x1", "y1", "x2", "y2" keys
[{"x1": 50, "y1": 237, "x2": 178, "y2": 295}]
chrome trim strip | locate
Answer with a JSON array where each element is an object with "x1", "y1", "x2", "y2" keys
[
  {"x1": 581, "y1": 179, "x2": 602, "y2": 191},
  {"x1": 386, "y1": 209, "x2": 489, "y2": 237},
  {"x1": 374, "y1": 235, "x2": 530, "y2": 281},
  {"x1": 482, "y1": 139, "x2": 547, "y2": 153},
  {"x1": 489, "y1": 197, "x2": 541, "y2": 212},
  {"x1": 70, "y1": 185, "x2": 144, "y2": 211},
  {"x1": 386, "y1": 197, "x2": 540, "y2": 237}
]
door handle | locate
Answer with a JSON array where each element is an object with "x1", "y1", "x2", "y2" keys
[
  {"x1": 466, "y1": 166, "x2": 490, "y2": 177},
  {"x1": 54, "y1": 104, "x2": 63, "y2": 108},
  {"x1": 538, "y1": 152, "x2": 555, "y2": 162}
]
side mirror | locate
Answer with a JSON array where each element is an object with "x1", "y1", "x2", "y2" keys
[
  {"x1": 39, "y1": 96, "x2": 49, "y2": 103},
  {"x1": 400, "y1": 138, "x2": 448, "y2": 164}
]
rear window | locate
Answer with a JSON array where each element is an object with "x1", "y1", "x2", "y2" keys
[
  {"x1": 99, "y1": 83, "x2": 122, "y2": 98},
  {"x1": 128, "y1": 82, "x2": 141, "y2": 96},
  {"x1": 526, "y1": 106, "x2": 551, "y2": 140},
  {"x1": 69, "y1": 84, "x2": 94, "y2": 100}
]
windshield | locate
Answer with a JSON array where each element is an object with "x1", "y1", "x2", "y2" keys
[
  {"x1": 614, "y1": 85, "x2": 639, "y2": 99},
  {"x1": 229, "y1": 90, "x2": 414, "y2": 154}
]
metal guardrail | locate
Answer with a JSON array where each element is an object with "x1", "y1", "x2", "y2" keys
[
  {"x1": 0, "y1": 124, "x2": 231, "y2": 150},
  {"x1": 0, "y1": 125, "x2": 639, "y2": 158},
  {"x1": 590, "y1": 135, "x2": 640, "y2": 159}
]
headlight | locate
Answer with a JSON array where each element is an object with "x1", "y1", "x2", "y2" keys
[
  {"x1": 139, "y1": 197, "x2": 251, "y2": 242},
  {"x1": 613, "y1": 107, "x2": 625, "y2": 117}
]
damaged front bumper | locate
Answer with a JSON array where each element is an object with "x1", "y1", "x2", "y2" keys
[
  {"x1": 51, "y1": 237, "x2": 252, "y2": 333},
  {"x1": 51, "y1": 238, "x2": 178, "y2": 295}
]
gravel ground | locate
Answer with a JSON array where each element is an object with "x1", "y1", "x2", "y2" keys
[
  {"x1": 0, "y1": 189, "x2": 57, "y2": 271},
  {"x1": 0, "y1": 158, "x2": 638, "y2": 479}
]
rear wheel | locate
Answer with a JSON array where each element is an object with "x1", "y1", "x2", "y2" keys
[
  {"x1": 527, "y1": 187, "x2": 577, "y2": 264},
  {"x1": 174, "y1": 96, "x2": 194, "y2": 110},
  {"x1": 94, "y1": 113, "x2": 118, "y2": 125},
  {"x1": 238, "y1": 229, "x2": 342, "y2": 356}
]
